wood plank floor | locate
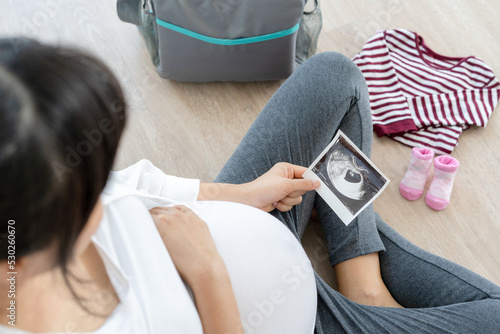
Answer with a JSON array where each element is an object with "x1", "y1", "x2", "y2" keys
[{"x1": 1, "y1": 0, "x2": 499, "y2": 289}]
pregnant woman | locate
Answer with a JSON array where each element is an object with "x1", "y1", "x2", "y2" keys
[{"x1": 1, "y1": 38, "x2": 499, "y2": 333}]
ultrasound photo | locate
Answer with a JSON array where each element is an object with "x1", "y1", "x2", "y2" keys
[{"x1": 303, "y1": 131, "x2": 389, "y2": 225}]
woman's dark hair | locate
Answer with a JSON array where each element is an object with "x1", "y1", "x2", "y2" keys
[{"x1": 0, "y1": 38, "x2": 126, "y2": 274}]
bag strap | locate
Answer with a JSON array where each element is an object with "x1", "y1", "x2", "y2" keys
[
  {"x1": 117, "y1": 0, "x2": 142, "y2": 25},
  {"x1": 296, "y1": 0, "x2": 322, "y2": 64}
]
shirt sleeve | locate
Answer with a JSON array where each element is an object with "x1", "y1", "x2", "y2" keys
[{"x1": 103, "y1": 159, "x2": 200, "y2": 204}]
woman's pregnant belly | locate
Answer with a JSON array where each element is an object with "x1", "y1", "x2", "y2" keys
[{"x1": 183, "y1": 201, "x2": 317, "y2": 334}]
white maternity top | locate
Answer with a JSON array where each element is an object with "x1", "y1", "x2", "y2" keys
[{"x1": 1, "y1": 160, "x2": 317, "y2": 334}]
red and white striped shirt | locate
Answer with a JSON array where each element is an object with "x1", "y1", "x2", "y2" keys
[{"x1": 353, "y1": 29, "x2": 500, "y2": 154}]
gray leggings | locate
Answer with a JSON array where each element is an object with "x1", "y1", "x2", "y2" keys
[{"x1": 215, "y1": 52, "x2": 500, "y2": 333}]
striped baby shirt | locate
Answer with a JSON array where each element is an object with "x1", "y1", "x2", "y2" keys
[{"x1": 353, "y1": 29, "x2": 500, "y2": 154}]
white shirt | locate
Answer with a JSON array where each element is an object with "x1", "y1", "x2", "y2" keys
[{"x1": 2, "y1": 160, "x2": 317, "y2": 334}]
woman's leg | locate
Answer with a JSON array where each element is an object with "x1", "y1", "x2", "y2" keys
[
  {"x1": 314, "y1": 215, "x2": 500, "y2": 333},
  {"x1": 215, "y1": 52, "x2": 500, "y2": 333},
  {"x1": 215, "y1": 51, "x2": 396, "y2": 311},
  {"x1": 215, "y1": 52, "x2": 384, "y2": 260},
  {"x1": 375, "y1": 214, "x2": 500, "y2": 307},
  {"x1": 216, "y1": 51, "x2": 393, "y2": 306}
]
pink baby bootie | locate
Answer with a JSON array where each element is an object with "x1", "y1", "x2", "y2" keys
[
  {"x1": 425, "y1": 155, "x2": 459, "y2": 210},
  {"x1": 399, "y1": 147, "x2": 435, "y2": 200}
]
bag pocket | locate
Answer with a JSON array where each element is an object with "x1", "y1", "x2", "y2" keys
[
  {"x1": 155, "y1": 19, "x2": 300, "y2": 82},
  {"x1": 154, "y1": 0, "x2": 305, "y2": 82}
]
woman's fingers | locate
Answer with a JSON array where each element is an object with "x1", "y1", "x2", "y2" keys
[
  {"x1": 274, "y1": 195, "x2": 303, "y2": 212},
  {"x1": 173, "y1": 204, "x2": 191, "y2": 213},
  {"x1": 149, "y1": 205, "x2": 223, "y2": 283},
  {"x1": 285, "y1": 178, "x2": 320, "y2": 195},
  {"x1": 288, "y1": 189, "x2": 307, "y2": 198},
  {"x1": 150, "y1": 205, "x2": 192, "y2": 219},
  {"x1": 274, "y1": 201, "x2": 293, "y2": 212},
  {"x1": 281, "y1": 195, "x2": 303, "y2": 206}
]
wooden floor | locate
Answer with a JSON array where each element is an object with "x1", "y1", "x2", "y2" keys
[{"x1": 1, "y1": 0, "x2": 499, "y2": 288}]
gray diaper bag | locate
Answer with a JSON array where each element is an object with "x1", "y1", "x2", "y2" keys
[{"x1": 117, "y1": 0, "x2": 322, "y2": 82}]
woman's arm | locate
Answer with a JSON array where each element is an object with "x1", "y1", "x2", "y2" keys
[
  {"x1": 198, "y1": 162, "x2": 320, "y2": 212},
  {"x1": 188, "y1": 258, "x2": 243, "y2": 334},
  {"x1": 150, "y1": 206, "x2": 243, "y2": 334}
]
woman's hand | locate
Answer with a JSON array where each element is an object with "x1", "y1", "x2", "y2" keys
[
  {"x1": 149, "y1": 205, "x2": 222, "y2": 285},
  {"x1": 149, "y1": 205, "x2": 243, "y2": 333},
  {"x1": 198, "y1": 163, "x2": 319, "y2": 212},
  {"x1": 243, "y1": 162, "x2": 320, "y2": 212}
]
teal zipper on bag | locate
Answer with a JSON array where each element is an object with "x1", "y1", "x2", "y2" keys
[{"x1": 156, "y1": 18, "x2": 300, "y2": 45}]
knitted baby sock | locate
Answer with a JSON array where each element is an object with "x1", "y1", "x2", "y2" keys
[
  {"x1": 426, "y1": 155, "x2": 459, "y2": 210},
  {"x1": 399, "y1": 147, "x2": 435, "y2": 200}
]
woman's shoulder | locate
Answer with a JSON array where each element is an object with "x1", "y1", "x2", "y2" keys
[{"x1": 102, "y1": 159, "x2": 200, "y2": 207}]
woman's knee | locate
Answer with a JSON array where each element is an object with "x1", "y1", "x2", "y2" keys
[
  {"x1": 301, "y1": 52, "x2": 365, "y2": 84},
  {"x1": 295, "y1": 52, "x2": 368, "y2": 111}
]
